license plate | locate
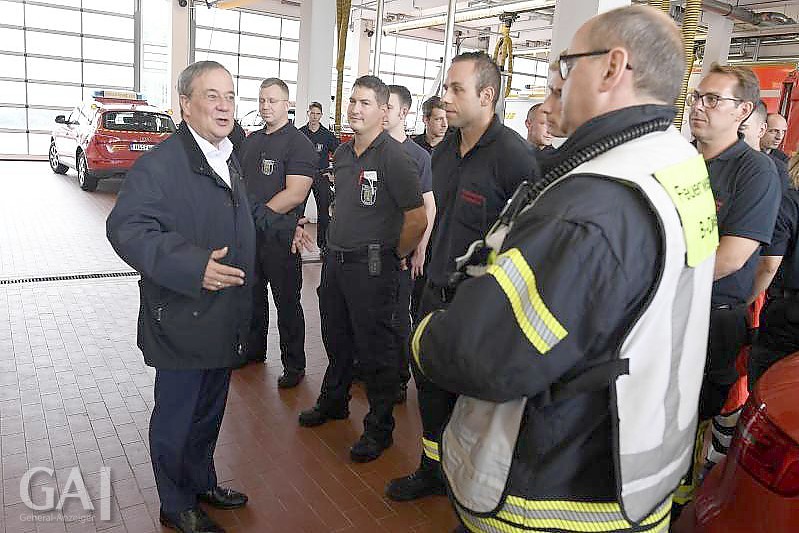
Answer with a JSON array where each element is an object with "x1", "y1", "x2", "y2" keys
[{"x1": 130, "y1": 143, "x2": 154, "y2": 151}]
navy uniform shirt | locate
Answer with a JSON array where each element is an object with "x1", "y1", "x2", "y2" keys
[
  {"x1": 766, "y1": 148, "x2": 789, "y2": 165},
  {"x1": 402, "y1": 137, "x2": 432, "y2": 194},
  {"x1": 328, "y1": 131, "x2": 423, "y2": 251},
  {"x1": 427, "y1": 116, "x2": 539, "y2": 287},
  {"x1": 707, "y1": 137, "x2": 782, "y2": 305},
  {"x1": 764, "y1": 187, "x2": 799, "y2": 290},
  {"x1": 240, "y1": 122, "x2": 317, "y2": 218},
  {"x1": 299, "y1": 123, "x2": 340, "y2": 170},
  {"x1": 413, "y1": 132, "x2": 435, "y2": 154}
]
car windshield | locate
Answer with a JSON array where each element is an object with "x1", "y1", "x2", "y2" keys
[{"x1": 103, "y1": 111, "x2": 176, "y2": 133}]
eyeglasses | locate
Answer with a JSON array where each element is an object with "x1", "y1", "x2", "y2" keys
[
  {"x1": 558, "y1": 49, "x2": 633, "y2": 80},
  {"x1": 260, "y1": 98, "x2": 288, "y2": 106},
  {"x1": 687, "y1": 91, "x2": 742, "y2": 109}
]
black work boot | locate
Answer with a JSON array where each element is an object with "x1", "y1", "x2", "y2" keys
[
  {"x1": 298, "y1": 403, "x2": 349, "y2": 427},
  {"x1": 385, "y1": 459, "x2": 446, "y2": 501},
  {"x1": 350, "y1": 433, "x2": 393, "y2": 463},
  {"x1": 160, "y1": 507, "x2": 225, "y2": 533}
]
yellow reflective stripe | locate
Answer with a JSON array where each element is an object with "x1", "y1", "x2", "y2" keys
[
  {"x1": 486, "y1": 248, "x2": 567, "y2": 354},
  {"x1": 411, "y1": 312, "x2": 435, "y2": 371},
  {"x1": 422, "y1": 437, "x2": 440, "y2": 462},
  {"x1": 495, "y1": 510, "x2": 631, "y2": 531}
]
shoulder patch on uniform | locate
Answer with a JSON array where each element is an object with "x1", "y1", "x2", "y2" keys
[{"x1": 486, "y1": 248, "x2": 567, "y2": 354}]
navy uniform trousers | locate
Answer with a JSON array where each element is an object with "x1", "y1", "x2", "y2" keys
[
  {"x1": 318, "y1": 250, "x2": 401, "y2": 442},
  {"x1": 246, "y1": 230, "x2": 306, "y2": 372},
  {"x1": 150, "y1": 368, "x2": 231, "y2": 515}
]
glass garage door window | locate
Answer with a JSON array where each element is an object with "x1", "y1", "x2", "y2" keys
[
  {"x1": 0, "y1": 0, "x2": 137, "y2": 157},
  {"x1": 192, "y1": 6, "x2": 300, "y2": 122}
]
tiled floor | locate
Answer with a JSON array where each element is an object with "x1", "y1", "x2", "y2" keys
[{"x1": 0, "y1": 162, "x2": 458, "y2": 532}]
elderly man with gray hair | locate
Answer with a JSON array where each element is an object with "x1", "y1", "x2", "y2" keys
[
  {"x1": 107, "y1": 60, "x2": 253, "y2": 533},
  {"x1": 409, "y1": 6, "x2": 716, "y2": 533}
]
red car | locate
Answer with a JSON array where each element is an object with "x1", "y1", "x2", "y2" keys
[
  {"x1": 49, "y1": 90, "x2": 176, "y2": 191},
  {"x1": 678, "y1": 353, "x2": 799, "y2": 532}
]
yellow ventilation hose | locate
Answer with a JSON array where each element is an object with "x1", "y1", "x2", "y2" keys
[
  {"x1": 674, "y1": 0, "x2": 701, "y2": 128},
  {"x1": 649, "y1": 0, "x2": 671, "y2": 14},
  {"x1": 335, "y1": 0, "x2": 351, "y2": 134},
  {"x1": 493, "y1": 14, "x2": 517, "y2": 98}
]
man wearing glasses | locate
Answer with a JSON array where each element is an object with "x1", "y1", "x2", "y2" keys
[
  {"x1": 409, "y1": 7, "x2": 717, "y2": 533},
  {"x1": 761, "y1": 112, "x2": 790, "y2": 163},
  {"x1": 240, "y1": 78, "x2": 317, "y2": 389},
  {"x1": 687, "y1": 65, "x2": 781, "y2": 429}
]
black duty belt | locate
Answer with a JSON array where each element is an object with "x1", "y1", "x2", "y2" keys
[
  {"x1": 769, "y1": 287, "x2": 799, "y2": 299},
  {"x1": 329, "y1": 248, "x2": 397, "y2": 264}
]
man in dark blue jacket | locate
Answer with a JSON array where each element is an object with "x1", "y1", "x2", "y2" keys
[{"x1": 107, "y1": 61, "x2": 254, "y2": 533}]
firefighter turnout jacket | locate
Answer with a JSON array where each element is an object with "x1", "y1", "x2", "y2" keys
[{"x1": 412, "y1": 106, "x2": 717, "y2": 532}]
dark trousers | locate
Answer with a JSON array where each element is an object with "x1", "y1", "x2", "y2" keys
[
  {"x1": 699, "y1": 305, "x2": 749, "y2": 420},
  {"x1": 397, "y1": 267, "x2": 414, "y2": 385},
  {"x1": 311, "y1": 176, "x2": 331, "y2": 251},
  {"x1": 150, "y1": 368, "x2": 231, "y2": 515},
  {"x1": 413, "y1": 283, "x2": 457, "y2": 468},
  {"x1": 318, "y1": 253, "x2": 401, "y2": 441},
  {"x1": 749, "y1": 296, "x2": 799, "y2": 387},
  {"x1": 246, "y1": 233, "x2": 306, "y2": 373}
]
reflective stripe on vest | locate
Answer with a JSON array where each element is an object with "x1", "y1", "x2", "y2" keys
[{"x1": 456, "y1": 496, "x2": 672, "y2": 533}]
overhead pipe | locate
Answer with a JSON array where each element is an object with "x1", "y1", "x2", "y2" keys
[
  {"x1": 702, "y1": 0, "x2": 796, "y2": 27},
  {"x1": 372, "y1": 0, "x2": 385, "y2": 75},
  {"x1": 382, "y1": 0, "x2": 556, "y2": 34}
]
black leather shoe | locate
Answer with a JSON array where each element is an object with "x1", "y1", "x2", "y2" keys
[
  {"x1": 198, "y1": 486, "x2": 248, "y2": 510},
  {"x1": 277, "y1": 370, "x2": 305, "y2": 389},
  {"x1": 386, "y1": 466, "x2": 446, "y2": 501},
  {"x1": 160, "y1": 507, "x2": 225, "y2": 533},
  {"x1": 298, "y1": 404, "x2": 349, "y2": 427},
  {"x1": 350, "y1": 434, "x2": 392, "y2": 463}
]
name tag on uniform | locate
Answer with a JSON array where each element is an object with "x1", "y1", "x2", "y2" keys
[
  {"x1": 316, "y1": 143, "x2": 324, "y2": 153},
  {"x1": 654, "y1": 154, "x2": 719, "y2": 267},
  {"x1": 361, "y1": 170, "x2": 378, "y2": 206}
]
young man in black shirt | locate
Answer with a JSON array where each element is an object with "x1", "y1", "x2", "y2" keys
[
  {"x1": 386, "y1": 52, "x2": 539, "y2": 502},
  {"x1": 413, "y1": 96, "x2": 448, "y2": 154},
  {"x1": 240, "y1": 78, "x2": 317, "y2": 388},
  {"x1": 761, "y1": 112, "x2": 790, "y2": 164},
  {"x1": 299, "y1": 101, "x2": 340, "y2": 253},
  {"x1": 385, "y1": 84, "x2": 436, "y2": 403},
  {"x1": 689, "y1": 65, "x2": 781, "y2": 422},
  {"x1": 298, "y1": 76, "x2": 427, "y2": 463}
]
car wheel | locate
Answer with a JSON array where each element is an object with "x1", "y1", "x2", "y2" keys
[
  {"x1": 49, "y1": 141, "x2": 68, "y2": 174},
  {"x1": 77, "y1": 152, "x2": 98, "y2": 192}
]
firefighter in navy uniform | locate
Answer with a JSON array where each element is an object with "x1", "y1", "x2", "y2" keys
[
  {"x1": 386, "y1": 52, "x2": 539, "y2": 502},
  {"x1": 749, "y1": 158, "x2": 799, "y2": 384},
  {"x1": 761, "y1": 112, "x2": 789, "y2": 164},
  {"x1": 412, "y1": 96, "x2": 448, "y2": 154},
  {"x1": 240, "y1": 78, "x2": 317, "y2": 388},
  {"x1": 299, "y1": 101, "x2": 340, "y2": 253},
  {"x1": 412, "y1": 7, "x2": 717, "y2": 533},
  {"x1": 298, "y1": 76, "x2": 427, "y2": 463}
]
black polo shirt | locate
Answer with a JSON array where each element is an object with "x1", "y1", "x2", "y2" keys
[
  {"x1": 299, "y1": 123, "x2": 340, "y2": 170},
  {"x1": 766, "y1": 148, "x2": 789, "y2": 165},
  {"x1": 240, "y1": 122, "x2": 317, "y2": 218},
  {"x1": 764, "y1": 188, "x2": 799, "y2": 290},
  {"x1": 707, "y1": 137, "x2": 782, "y2": 305},
  {"x1": 328, "y1": 130, "x2": 423, "y2": 251},
  {"x1": 427, "y1": 116, "x2": 539, "y2": 287},
  {"x1": 413, "y1": 132, "x2": 434, "y2": 154},
  {"x1": 402, "y1": 137, "x2": 432, "y2": 194}
]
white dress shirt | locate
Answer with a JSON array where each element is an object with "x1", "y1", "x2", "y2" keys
[{"x1": 186, "y1": 123, "x2": 234, "y2": 189}]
